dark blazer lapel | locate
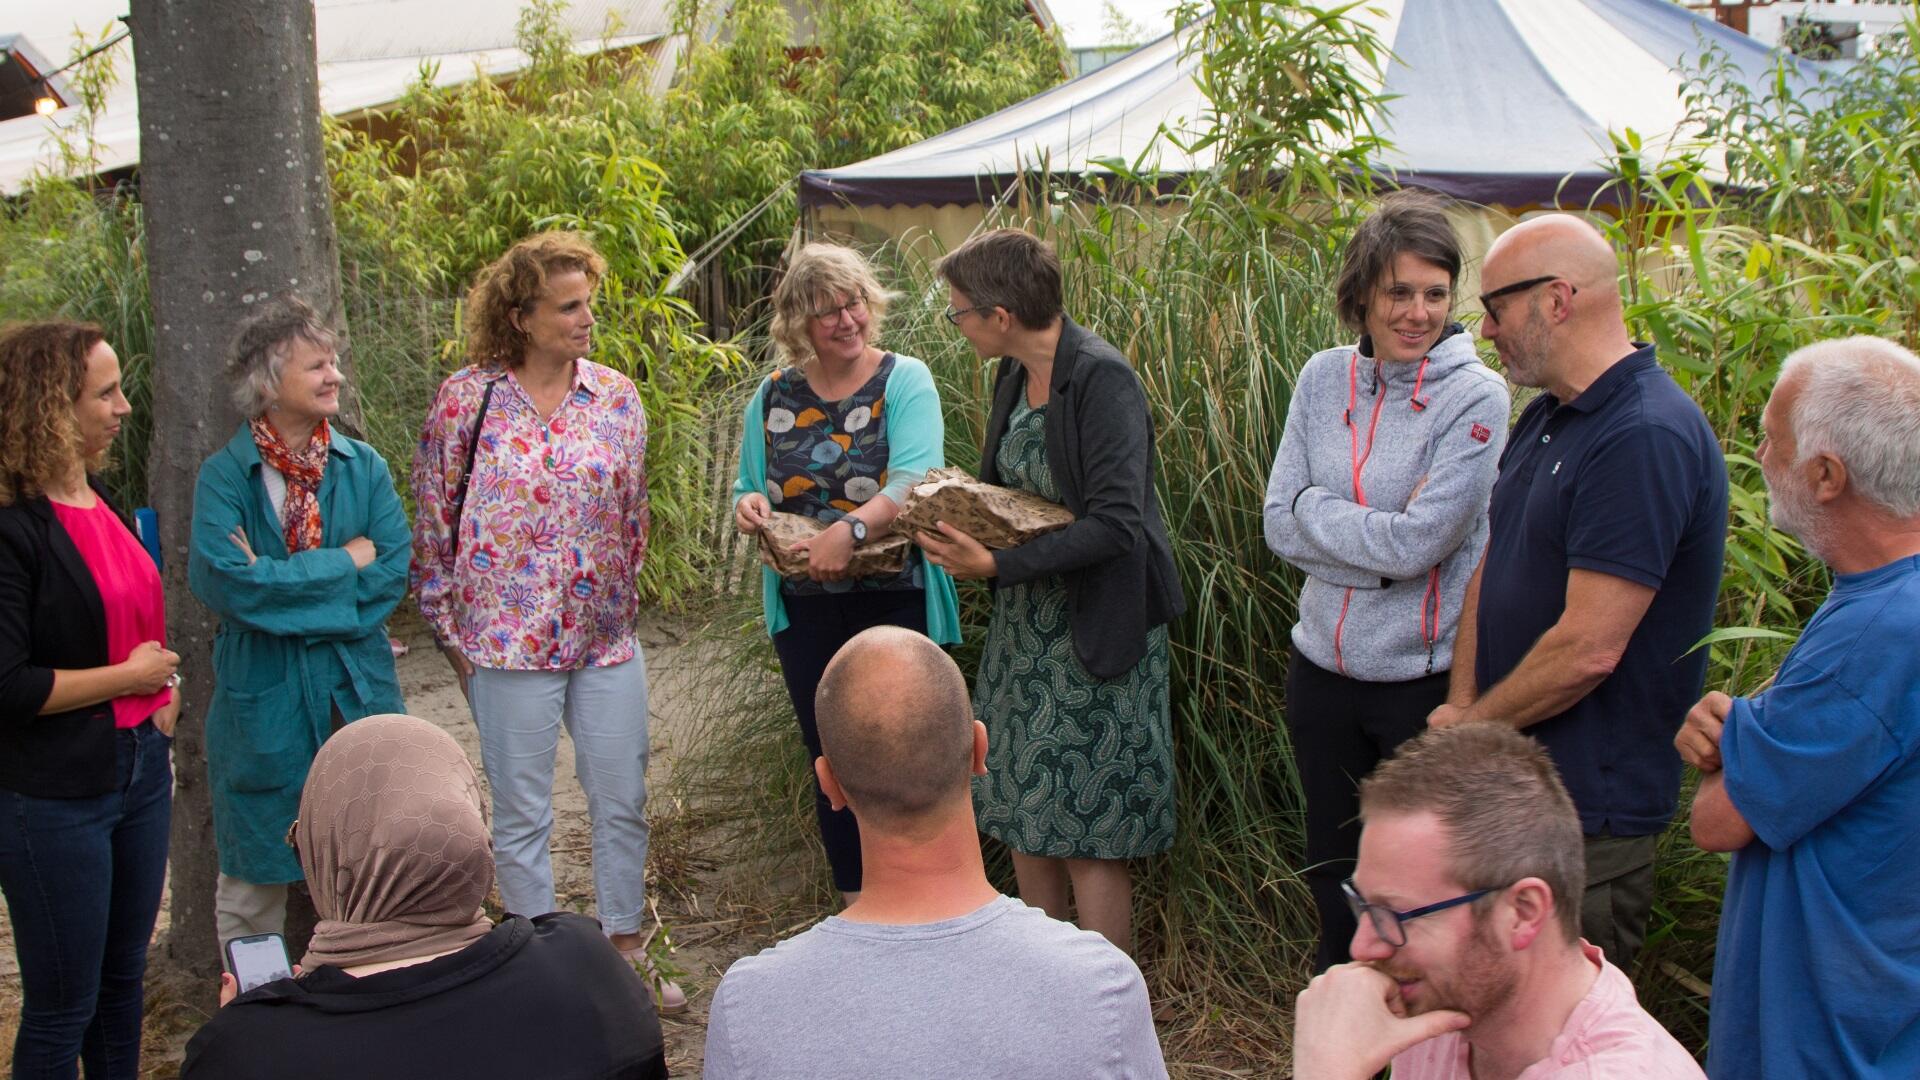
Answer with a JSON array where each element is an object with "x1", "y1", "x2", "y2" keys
[
  {"x1": 1042, "y1": 317, "x2": 1083, "y2": 512},
  {"x1": 29, "y1": 495, "x2": 108, "y2": 650}
]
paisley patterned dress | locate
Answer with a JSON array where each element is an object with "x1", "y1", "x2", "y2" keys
[{"x1": 972, "y1": 398, "x2": 1175, "y2": 859}]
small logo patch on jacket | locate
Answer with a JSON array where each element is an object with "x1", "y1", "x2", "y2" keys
[{"x1": 1469, "y1": 423, "x2": 1492, "y2": 443}]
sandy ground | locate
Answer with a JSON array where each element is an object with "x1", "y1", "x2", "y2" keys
[{"x1": 0, "y1": 612, "x2": 775, "y2": 1078}]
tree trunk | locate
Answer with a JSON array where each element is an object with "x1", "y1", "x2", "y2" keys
[{"x1": 129, "y1": 0, "x2": 343, "y2": 978}]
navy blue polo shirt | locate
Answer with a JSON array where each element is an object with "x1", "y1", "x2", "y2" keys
[{"x1": 1477, "y1": 345, "x2": 1728, "y2": 836}]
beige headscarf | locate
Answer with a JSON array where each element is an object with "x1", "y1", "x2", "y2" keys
[{"x1": 295, "y1": 714, "x2": 496, "y2": 970}]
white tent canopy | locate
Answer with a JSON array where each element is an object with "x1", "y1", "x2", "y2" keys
[
  {"x1": 802, "y1": 0, "x2": 1827, "y2": 212},
  {"x1": 0, "y1": 0, "x2": 677, "y2": 193}
]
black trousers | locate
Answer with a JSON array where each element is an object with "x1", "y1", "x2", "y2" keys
[
  {"x1": 771, "y1": 588, "x2": 927, "y2": 893},
  {"x1": 1285, "y1": 644, "x2": 1449, "y2": 972}
]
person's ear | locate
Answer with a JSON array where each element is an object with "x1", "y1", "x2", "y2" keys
[
  {"x1": 1504, "y1": 876, "x2": 1556, "y2": 951},
  {"x1": 508, "y1": 305, "x2": 525, "y2": 336},
  {"x1": 971, "y1": 720, "x2": 989, "y2": 777},
  {"x1": 816, "y1": 756, "x2": 850, "y2": 812},
  {"x1": 1809, "y1": 452, "x2": 1848, "y2": 504}
]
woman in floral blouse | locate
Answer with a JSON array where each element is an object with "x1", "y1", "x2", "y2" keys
[
  {"x1": 731, "y1": 243, "x2": 960, "y2": 903},
  {"x1": 409, "y1": 231, "x2": 681, "y2": 1012}
]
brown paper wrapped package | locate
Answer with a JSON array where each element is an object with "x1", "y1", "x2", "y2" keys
[
  {"x1": 896, "y1": 466, "x2": 1075, "y2": 550},
  {"x1": 758, "y1": 512, "x2": 912, "y2": 578}
]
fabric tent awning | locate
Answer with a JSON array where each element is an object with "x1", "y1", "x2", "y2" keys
[{"x1": 800, "y1": 0, "x2": 1828, "y2": 211}]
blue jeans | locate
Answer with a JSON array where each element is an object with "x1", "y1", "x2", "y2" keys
[
  {"x1": 0, "y1": 720, "x2": 173, "y2": 1080},
  {"x1": 467, "y1": 655, "x2": 650, "y2": 936}
]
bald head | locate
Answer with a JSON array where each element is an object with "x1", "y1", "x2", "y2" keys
[
  {"x1": 815, "y1": 627, "x2": 977, "y2": 829},
  {"x1": 1483, "y1": 214, "x2": 1622, "y2": 307}
]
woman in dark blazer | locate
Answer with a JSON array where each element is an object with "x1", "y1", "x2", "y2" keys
[
  {"x1": 0, "y1": 321, "x2": 180, "y2": 1078},
  {"x1": 919, "y1": 228, "x2": 1183, "y2": 954}
]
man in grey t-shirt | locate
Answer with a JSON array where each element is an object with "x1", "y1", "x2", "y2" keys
[{"x1": 703, "y1": 627, "x2": 1168, "y2": 1080}]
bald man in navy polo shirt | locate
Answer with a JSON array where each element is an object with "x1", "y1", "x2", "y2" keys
[{"x1": 1427, "y1": 215, "x2": 1728, "y2": 973}]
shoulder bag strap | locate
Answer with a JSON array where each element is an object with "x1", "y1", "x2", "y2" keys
[{"x1": 448, "y1": 378, "x2": 497, "y2": 559}]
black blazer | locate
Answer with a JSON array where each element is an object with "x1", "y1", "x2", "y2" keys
[
  {"x1": 0, "y1": 481, "x2": 132, "y2": 797},
  {"x1": 981, "y1": 316, "x2": 1185, "y2": 678}
]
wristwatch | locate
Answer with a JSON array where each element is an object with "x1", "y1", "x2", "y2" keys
[{"x1": 846, "y1": 518, "x2": 868, "y2": 545}]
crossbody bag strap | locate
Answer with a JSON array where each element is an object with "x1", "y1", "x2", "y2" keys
[{"x1": 448, "y1": 377, "x2": 498, "y2": 559}]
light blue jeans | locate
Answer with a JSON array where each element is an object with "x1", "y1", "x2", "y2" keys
[{"x1": 467, "y1": 655, "x2": 650, "y2": 936}]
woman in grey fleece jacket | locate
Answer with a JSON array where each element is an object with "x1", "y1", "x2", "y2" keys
[{"x1": 1262, "y1": 191, "x2": 1511, "y2": 971}]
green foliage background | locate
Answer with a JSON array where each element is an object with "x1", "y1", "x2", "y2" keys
[{"x1": 0, "y1": 0, "x2": 1062, "y2": 607}]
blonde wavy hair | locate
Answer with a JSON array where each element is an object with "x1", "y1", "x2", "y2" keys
[
  {"x1": 464, "y1": 231, "x2": 608, "y2": 368},
  {"x1": 770, "y1": 243, "x2": 895, "y2": 369},
  {"x1": 0, "y1": 320, "x2": 105, "y2": 507}
]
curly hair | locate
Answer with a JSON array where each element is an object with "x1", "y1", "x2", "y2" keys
[
  {"x1": 769, "y1": 243, "x2": 894, "y2": 369},
  {"x1": 464, "y1": 231, "x2": 608, "y2": 368},
  {"x1": 0, "y1": 321, "x2": 105, "y2": 507},
  {"x1": 227, "y1": 294, "x2": 338, "y2": 418}
]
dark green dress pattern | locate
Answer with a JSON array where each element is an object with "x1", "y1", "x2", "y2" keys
[{"x1": 972, "y1": 399, "x2": 1175, "y2": 859}]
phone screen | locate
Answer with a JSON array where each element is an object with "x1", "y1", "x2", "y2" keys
[{"x1": 227, "y1": 934, "x2": 293, "y2": 994}]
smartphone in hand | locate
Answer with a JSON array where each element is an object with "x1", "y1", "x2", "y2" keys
[{"x1": 225, "y1": 933, "x2": 294, "y2": 995}]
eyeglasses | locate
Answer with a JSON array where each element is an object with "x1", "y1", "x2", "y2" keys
[
  {"x1": 1379, "y1": 283, "x2": 1453, "y2": 312},
  {"x1": 810, "y1": 294, "x2": 868, "y2": 324},
  {"x1": 1478, "y1": 275, "x2": 1576, "y2": 326},
  {"x1": 1341, "y1": 876, "x2": 1498, "y2": 948},
  {"x1": 944, "y1": 304, "x2": 990, "y2": 326}
]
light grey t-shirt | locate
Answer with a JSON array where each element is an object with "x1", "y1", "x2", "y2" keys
[{"x1": 703, "y1": 895, "x2": 1168, "y2": 1079}]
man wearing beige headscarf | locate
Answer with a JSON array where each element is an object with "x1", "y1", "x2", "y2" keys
[{"x1": 1427, "y1": 216, "x2": 1728, "y2": 972}]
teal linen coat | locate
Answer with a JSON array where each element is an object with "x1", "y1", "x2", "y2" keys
[{"x1": 188, "y1": 426, "x2": 408, "y2": 883}]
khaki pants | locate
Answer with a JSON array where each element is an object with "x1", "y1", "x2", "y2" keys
[
  {"x1": 1580, "y1": 832, "x2": 1658, "y2": 973},
  {"x1": 216, "y1": 873, "x2": 288, "y2": 970}
]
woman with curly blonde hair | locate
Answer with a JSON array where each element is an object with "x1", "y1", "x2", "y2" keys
[
  {"x1": 409, "y1": 232, "x2": 682, "y2": 1011},
  {"x1": 0, "y1": 320, "x2": 179, "y2": 1077},
  {"x1": 730, "y1": 242, "x2": 960, "y2": 902}
]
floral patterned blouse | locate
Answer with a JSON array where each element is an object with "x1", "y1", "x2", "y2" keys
[
  {"x1": 764, "y1": 353, "x2": 922, "y2": 596},
  {"x1": 409, "y1": 360, "x2": 648, "y2": 670}
]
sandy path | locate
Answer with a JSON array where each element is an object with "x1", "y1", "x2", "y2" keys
[{"x1": 0, "y1": 612, "x2": 771, "y2": 1078}]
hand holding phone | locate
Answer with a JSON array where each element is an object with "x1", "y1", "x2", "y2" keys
[{"x1": 225, "y1": 933, "x2": 294, "y2": 996}]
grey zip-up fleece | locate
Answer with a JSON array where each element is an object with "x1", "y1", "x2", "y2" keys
[{"x1": 1264, "y1": 326, "x2": 1511, "y2": 682}]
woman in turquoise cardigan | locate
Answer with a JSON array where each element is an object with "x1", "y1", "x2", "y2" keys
[
  {"x1": 188, "y1": 296, "x2": 409, "y2": 954},
  {"x1": 732, "y1": 244, "x2": 959, "y2": 902}
]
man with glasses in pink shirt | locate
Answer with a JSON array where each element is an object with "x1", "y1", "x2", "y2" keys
[{"x1": 1291, "y1": 724, "x2": 1702, "y2": 1079}]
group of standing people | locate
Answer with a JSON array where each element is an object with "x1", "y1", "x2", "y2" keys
[
  {"x1": 1, "y1": 188, "x2": 1911, "y2": 1078},
  {"x1": 0, "y1": 228, "x2": 681, "y2": 1077},
  {"x1": 1268, "y1": 194, "x2": 1730, "y2": 980}
]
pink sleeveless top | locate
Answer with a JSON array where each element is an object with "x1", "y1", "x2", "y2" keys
[{"x1": 51, "y1": 497, "x2": 172, "y2": 728}]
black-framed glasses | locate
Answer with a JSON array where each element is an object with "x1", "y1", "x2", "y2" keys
[
  {"x1": 1477, "y1": 275, "x2": 1575, "y2": 326},
  {"x1": 810, "y1": 293, "x2": 868, "y2": 324},
  {"x1": 1342, "y1": 876, "x2": 1497, "y2": 948},
  {"x1": 944, "y1": 303, "x2": 989, "y2": 326}
]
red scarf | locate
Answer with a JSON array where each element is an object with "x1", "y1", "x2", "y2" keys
[{"x1": 249, "y1": 416, "x2": 331, "y2": 552}]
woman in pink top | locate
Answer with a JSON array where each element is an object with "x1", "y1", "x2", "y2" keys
[
  {"x1": 409, "y1": 232, "x2": 680, "y2": 1012},
  {"x1": 0, "y1": 321, "x2": 180, "y2": 1078}
]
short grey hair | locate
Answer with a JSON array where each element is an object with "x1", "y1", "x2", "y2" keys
[
  {"x1": 227, "y1": 295, "x2": 338, "y2": 419},
  {"x1": 1780, "y1": 335, "x2": 1920, "y2": 518}
]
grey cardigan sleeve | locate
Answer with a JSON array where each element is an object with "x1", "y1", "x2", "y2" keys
[
  {"x1": 1291, "y1": 378, "x2": 1510, "y2": 580},
  {"x1": 1263, "y1": 366, "x2": 1389, "y2": 589}
]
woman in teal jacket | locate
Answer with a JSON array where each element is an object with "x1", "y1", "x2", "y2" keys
[{"x1": 188, "y1": 296, "x2": 408, "y2": 954}]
